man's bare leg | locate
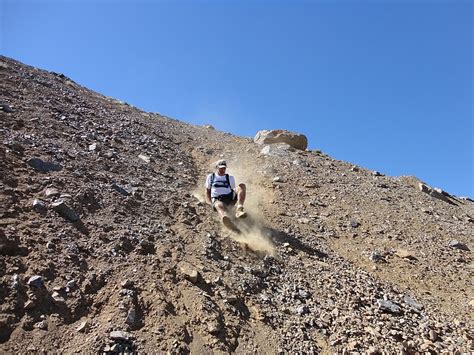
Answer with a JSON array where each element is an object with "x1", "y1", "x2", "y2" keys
[
  {"x1": 235, "y1": 184, "x2": 247, "y2": 218},
  {"x1": 236, "y1": 183, "x2": 246, "y2": 205},
  {"x1": 215, "y1": 201, "x2": 240, "y2": 232},
  {"x1": 214, "y1": 201, "x2": 227, "y2": 219}
]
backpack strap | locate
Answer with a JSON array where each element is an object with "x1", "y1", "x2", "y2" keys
[{"x1": 225, "y1": 174, "x2": 230, "y2": 189}]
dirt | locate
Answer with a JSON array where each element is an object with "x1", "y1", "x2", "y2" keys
[{"x1": 1, "y1": 55, "x2": 473, "y2": 353}]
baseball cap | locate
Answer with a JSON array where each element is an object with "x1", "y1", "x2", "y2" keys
[{"x1": 216, "y1": 159, "x2": 227, "y2": 168}]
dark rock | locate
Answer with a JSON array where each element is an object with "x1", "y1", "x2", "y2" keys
[
  {"x1": 32, "y1": 199, "x2": 47, "y2": 213},
  {"x1": 27, "y1": 275, "x2": 44, "y2": 288},
  {"x1": 377, "y1": 299, "x2": 401, "y2": 314},
  {"x1": 125, "y1": 308, "x2": 137, "y2": 326},
  {"x1": 51, "y1": 200, "x2": 80, "y2": 222},
  {"x1": 448, "y1": 240, "x2": 469, "y2": 251},
  {"x1": 369, "y1": 251, "x2": 384, "y2": 263},
  {"x1": 295, "y1": 305, "x2": 309, "y2": 316},
  {"x1": 137, "y1": 240, "x2": 155, "y2": 255},
  {"x1": 350, "y1": 220, "x2": 360, "y2": 228},
  {"x1": 121, "y1": 279, "x2": 134, "y2": 289},
  {"x1": 27, "y1": 158, "x2": 62, "y2": 172},
  {"x1": 0, "y1": 104, "x2": 14, "y2": 113},
  {"x1": 111, "y1": 183, "x2": 131, "y2": 196}
]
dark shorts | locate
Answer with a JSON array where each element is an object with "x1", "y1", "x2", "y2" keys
[{"x1": 212, "y1": 192, "x2": 237, "y2": 210}]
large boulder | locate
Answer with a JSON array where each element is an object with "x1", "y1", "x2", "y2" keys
[{"x1": 254, "y1": 129, "x2": 308, "y2": 151}]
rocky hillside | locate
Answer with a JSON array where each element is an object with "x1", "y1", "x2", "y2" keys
[{"x1": 1, "y1": 56, "x2": 473, "y2": 354}]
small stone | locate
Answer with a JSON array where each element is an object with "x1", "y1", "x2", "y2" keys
[
  {"x1": 50, "y1": 199, "x2": 80, "y2": 222},
  {"x1": 88, "y1": 143, "x2": 99, "y2": 151},
  {"x1": 298, "y1": 217, "x2": 311, "y2": 224},
  {"x1": 207, "y1": 322, "x2": 221, "y2": 334},
  {"x1": 126, "y1": 308, "x2": 137, "y2": 326},
  {"x1": 44, "y1": 187, "x2": 60, "y2": 198},
  {"x1": 27, "y1": 158, "x2": 62, "y2": 172},
  {"x1": 27, "y1": 275, "x2": 44, "y2": 288},
  {"x1": 138, "y1": 154, "x2": 151, "y2": 163},
  {"x1": 0, "y1": 103, "x2": 14, "y2": 113},
  {"x1": 369, "y1": 251, "x2": 384, "y2": 263},
  {"x1": 178, "y1": 262, "x2": 199, "y2": 284},
  {"x1": 24, "y1": 300, "x2": 36, "y2": 310},
  {"x1": 110, "y1": 330, "x2": 133, "y2": 341},
  {"x1": 377, "y1": 299, "x2": 401, "y2": 314},
  {"x1": 121, "y1": 279, "x2": 134, "y2": 289},
  {"x1": 403, "y1": 295, "x2": 423, "y2": 311},
  {"x1": 76, "y1": 320, "x2": 89, "y2": 333},
  {"x1": 32, "y1": 199, "x2": 47, "y2": 213},
  {"x1": 295, "y1": 305, "x2": 309, "y2": 316},
  {"x1": 350, "y1": 220, "x2": 360, "y2": 228},
  {"x1": 34, "y1": 320, "x2": 48, "y2": 330},
  {"x1": 11, "y1": 274, "x2": 19, "y2": 289},
  {"x1": 372, "y1": 171, "x2": 383, "y2": 176},
  {"x1": 448, "y1": 240, "x2": 469, "y2": 251},
  {"x1": 273, "y1": 176, "x2": 284, "y2": 183},
  {"x1": 52, "y1": 291, "x2": 65, "y2": 303},
  {"x1": 111, "y1": 183, "x2": 131, "y2": 196},
  {"x1": 66, "y1": 280, "x2": 77, "y2": 288},
  {"x1": 429, "y1": 330, "x2": 438, "y2": 342}
]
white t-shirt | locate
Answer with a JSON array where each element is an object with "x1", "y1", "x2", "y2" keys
[{"x1": 205, "y1": 173, "x2": 236, "y2": 198}]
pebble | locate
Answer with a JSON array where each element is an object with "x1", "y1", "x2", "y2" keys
[
  {"x1": 110, "y1": 330, "x2": 133, "y2": 341},
  {"x1": 350, "y1": 220, "x2": 360, "y2": 228},
  {"x1": 369, "y1": 251, "x2": 384, "y2": 263},
  {"x1": 138, "y1": 154, "x2": 151, "y2": 163},
  {"x1": 52, "y1": 291, "x2": 65, "y2": 303},
  {"x1": 111, "y1": 183, "x2": 131, "y2": 196},
  {"x1": 88, "y1": 143, "x2": 99, "y2": 151},
  {"x1": 178, "y1": 262, "x2": 199, "y2": 283},
  {"x1": 44, "y1": 187, "x2": 60, "y2": 198},
  {"x1": 377, "y1": 299, "x2": 401, "y2": 314},
  {"x1": 0, "y1": 103, "x2": 14, "y2": 113},
  {"x1": 403, "y1": 295, "x2": 423, "y2": 311},
  {"x1": 26, "y1": 157, "x2": 62, "y2": 172},
  {"x1": 51, "y1": 200, "x2": 80, "y2": 222},
  {"x1": 76, "y1": 320, "x2": 89, "y2": 333},
  {"x1": 34, "y1": 320, "x2": 48, "y2": 330},
  {"x1": 27, "y1": 275, "x2": 44, "y2": 288},
  {"x1": 126, "y1": 308, "x2": 137, "y2": 326},
  {"x1": 32, "y1": 199, "x2": 47, "y2": 213},
  {"x1": 448, "y1": 240, "x2": 469, "y2": 251}
]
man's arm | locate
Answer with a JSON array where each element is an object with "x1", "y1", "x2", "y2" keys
[{"x1": 205, "y1": 188, "x2": 212, "y2": 205}]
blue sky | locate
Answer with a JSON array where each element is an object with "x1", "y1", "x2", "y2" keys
[{"x1": 2, "y1": 0, "x2": 472, "y2": 197}]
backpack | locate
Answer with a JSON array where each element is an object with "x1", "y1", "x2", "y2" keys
[{"x1": 210, "y1": 173, "x2": 231, "y2": 189}]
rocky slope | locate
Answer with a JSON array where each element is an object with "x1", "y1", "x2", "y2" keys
[{"x1": 1, "y1": 55, "x2": 473, "y2": 354}]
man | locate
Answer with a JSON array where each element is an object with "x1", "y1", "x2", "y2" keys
[{"x1": 205, "y1": 159, "x2": 247, "y2": 230}]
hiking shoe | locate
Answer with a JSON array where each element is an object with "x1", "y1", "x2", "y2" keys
[
  {"x1": 222, "y1": 216, "x2": 240, "y2": 233},
  {"x1": 235, "y1": 206, "x2": 247, "y2": 219}
]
